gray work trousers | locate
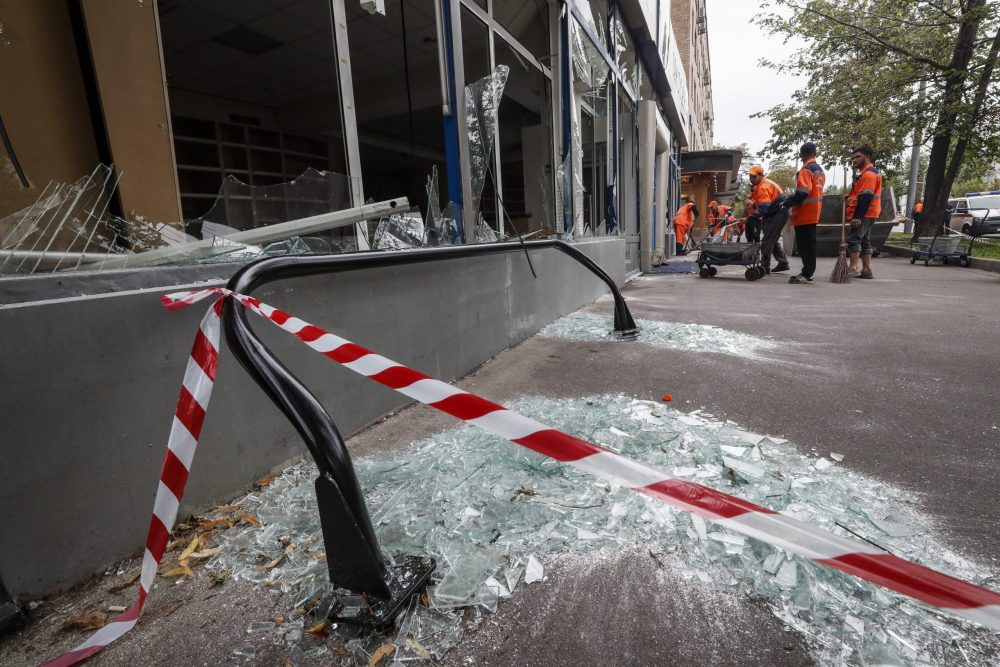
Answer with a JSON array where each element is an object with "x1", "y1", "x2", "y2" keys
[{"x1": 761, "y1": 210, "x2": 789, "y2": 269}]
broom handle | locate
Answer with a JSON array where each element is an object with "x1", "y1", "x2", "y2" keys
[{"x1": 841, "y1": 199, "x2": 846, "y2": 243}]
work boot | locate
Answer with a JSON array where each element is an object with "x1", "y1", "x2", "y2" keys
[
  {"x1": 788, "y1": 273, "x2": 813, "y2": 284},
  {"x1": 772, "y1": 263, "x2": 790, "y2": 273},
  {"x1": 848, "y1": 268, "x2": 861, "y2": 278},
  {"x1": 860, "y1": 268, "x2": 874, "y2": 279}
]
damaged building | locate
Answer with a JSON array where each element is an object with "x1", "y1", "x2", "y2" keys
[
  {"x1": 0, "y1": 0, "x2": 714, "y2": 622},
  {"x1": 0, "y1": 0, "x2": 702, "y2": 273}
]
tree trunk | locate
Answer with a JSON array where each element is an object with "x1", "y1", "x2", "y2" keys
[
  {"x1": 916, "y1": 0, "x2": 985, "y2": 238},
  {"x1": 940, "y1": 28, "x2": 1000, "y2": 212}
]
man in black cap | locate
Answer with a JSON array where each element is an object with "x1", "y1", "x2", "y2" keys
[{"x1": 781, "y1": 142, "x2": 825, "y2": 283}]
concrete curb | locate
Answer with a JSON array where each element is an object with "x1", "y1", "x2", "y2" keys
[{"x1": 883, "y1": 243, "x2": 1000, "y2": 275}]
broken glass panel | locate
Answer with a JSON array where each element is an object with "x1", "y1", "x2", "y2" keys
[
  {"x1": 422, "y1": 165, "x2": 457, "y2": 246},
  {"x1": 0, "y1": 166, "x2": 374, "y2": 274},
  {"x1": 206, "y1": 393, "x2": 1000, "y2": 666},
  {"x1": 464, "y1": 66, "x2": 510, "y2": 224},
  {"x1": 373, "y1": 209, "x2": 426, "y2": 250}
]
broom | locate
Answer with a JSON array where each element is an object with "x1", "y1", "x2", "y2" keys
[{"x1": 830, "y1": 198, "x2": 850, "y2": 283}]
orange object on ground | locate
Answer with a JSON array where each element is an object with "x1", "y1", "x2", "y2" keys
[{"x1": 662, "y1": 394, "x2": 672, "y2": 402}]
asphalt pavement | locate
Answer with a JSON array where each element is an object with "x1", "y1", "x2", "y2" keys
[{"x1": 3, "y1": 254, "x2": 998, "y2": 666}]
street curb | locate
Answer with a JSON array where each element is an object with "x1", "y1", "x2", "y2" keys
[{"x1": 883, "y1": 243, "x2": 1000, "y2": 275}]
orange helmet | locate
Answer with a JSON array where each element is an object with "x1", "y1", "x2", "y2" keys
[{"x1": 748, "y1": 165, "x2": 765, "y2": 176}]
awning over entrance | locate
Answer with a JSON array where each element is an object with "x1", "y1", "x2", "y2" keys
[{"x1": 677, "y1": 149, "x2": 743, "y2": 233}]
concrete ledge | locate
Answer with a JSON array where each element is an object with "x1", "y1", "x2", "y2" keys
[
  {"x1": 882, "y1": 243, "x2": 1000, "y2": 274},
  {"x1": 0, "y1": 240, "x2": 625, "y2": 598}
]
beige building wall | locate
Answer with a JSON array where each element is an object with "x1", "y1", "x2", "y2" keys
[
  {"x1": 0, "y1": 2, "x2": 101, "y2": 220},
  {"x1": 670, "y1": 0, "x2": 714, "y2": 151},
  {"x1": 80, "y1": 0, "x2": 181, "y2": 223}
]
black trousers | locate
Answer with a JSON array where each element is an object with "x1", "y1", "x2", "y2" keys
[
  {"x1": 794, "y1": 224, "x2": 817, "y2": 278},
  {"x1": 743, "y1": 220, "x2": 761, "y2": 243},
  {"x1": 760, "y1": 210, "x2": 789, "y2": 269}
]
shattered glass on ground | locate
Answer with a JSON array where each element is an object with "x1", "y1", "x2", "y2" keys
[
  {"x1": 537, "y1": 311, "x2": 776, "y2": 356},
  {"x1": 204, "y1": 395, "x2": 999, "y2": 666}
]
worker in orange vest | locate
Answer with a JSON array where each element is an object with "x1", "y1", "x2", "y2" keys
[
  {"x1": 781, "y1": 142, "x2": 825, "y2": 284},
  {"x1": 708, "y1": 201, "x2": 733, "y2": 237},
  {"x1": 845, "y1": 145, "x2": 882, "y2": 279},
  {"x1": 911, "y1": 197, "x2": 924, "y2": 224},
  {"x1": 673, "y1": 200, "x2": 698, "y2": 255},
  {"x1": 746, "y1": 165, "x2": 790, "y2": 274}
]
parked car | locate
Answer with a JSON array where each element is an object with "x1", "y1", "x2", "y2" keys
[{"x1": 948, "y1": 191, "x2": 1000, "y2": 236}]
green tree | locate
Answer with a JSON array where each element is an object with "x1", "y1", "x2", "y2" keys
[
  {"x1": 767, "y1": 162, "x2": 798, "y2": 191},
  {"x1": 713, "y1": 142, "x2": 757, "y2": 217},
  {"x1": 754, "y1": 0, "x2": 1000, "y2": 236}
]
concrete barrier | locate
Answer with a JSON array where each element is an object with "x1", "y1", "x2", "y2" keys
[{"x1": 0, "y1": 239, "x2": 625, "y2": 598}]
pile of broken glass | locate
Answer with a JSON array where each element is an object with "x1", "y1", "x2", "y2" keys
[{"x1": 209, "y1": 394, "x2": 998, "y2": 665}]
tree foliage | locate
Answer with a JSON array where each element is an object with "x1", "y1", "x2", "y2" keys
[
  {"x1": 754, "y1": 0, "x2": 1000, "y2": 234},
  {"x1": 766, "y1": 162, "x2": 798, "y2": 191}
]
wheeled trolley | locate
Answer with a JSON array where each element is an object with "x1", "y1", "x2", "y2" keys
[
  {"x1": 696, "y1": 241, "x2": 766, "y2": 281},
  {"x1": 909, "y1": 233, "x2": 974, "y2": 267}
]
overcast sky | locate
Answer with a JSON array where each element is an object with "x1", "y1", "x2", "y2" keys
[{"x1": 705, "y1": 0, "x2": 849, "y2": 188}]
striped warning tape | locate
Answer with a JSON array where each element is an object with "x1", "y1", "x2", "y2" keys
[
  {"x1": 42, "y1": 287, "x2": 1000, "y2": 665},
  {"x1": 41, "y1": 299, "x2": 224, "y2": 667}
]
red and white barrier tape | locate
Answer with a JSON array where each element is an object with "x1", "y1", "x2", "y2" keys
[
  {"x1": 42, "y1": 298, "x2": 223, "y2": 667},
  {"x1": 43, "y1": 287, "x2": 1000, "y2": 665}
]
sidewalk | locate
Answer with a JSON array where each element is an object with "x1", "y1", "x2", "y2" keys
[{"x1": 3, "y1": 255, "x2": 998, "y2": 666}]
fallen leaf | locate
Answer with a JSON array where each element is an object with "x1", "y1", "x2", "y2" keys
[
  {"x1": 332, "y1": 647, "x2": 350, "y2": 657},
  {"x1": 237, "y1": 514, "x2": 262, "y2": 527},
  {"x1": 272, "y1": 616, "x2": 285, "y2": 625},
  {"x1": 173, "y1": 522, "x2": 191, "y2": 531},
  {"x1": 264, "y1": 544, "x2": 296, "y2": 570},
  {"x1": 284, "y1": 659, "x2": 293, "y2": 667},
  {"x1": 255, "y1": 473, "x2": 278, "y2": 488},
  {"x1": 213, "y1": 571, "x2": 229, "y2": 587},
  {"x1": 368, "y1": 643, "x2": 396, "y2": 666},
  {"x1": 59, "y1": 611, "x2": 107, "y2": 633},
  {"x1": 304, "y1": 619, "x2": 330, "y2": 636},
  {"x1": 189, "y1": 547, "x2": 221, "y2": 559},
  {"x1": 198, "y1": 518, "x2": 234, "y2": 530},
  {"x1": 161, "y1": 565, "x2": 194, "y2": 578},
  {"x1": 166, "y1": 538, "x2": 185, "y2": 552},
  {"x1": 108, "y1": 570, "x2": 141, "y2": 593},
  {"x1": 214, "y1": 505, "x2": 240, "y2": 513},
  {"x1": 178, "y1": 537, "x2": 200, "y2": 561},
  {"x1": 197, "y1": 530, "x2": 215, "y2": 546}
]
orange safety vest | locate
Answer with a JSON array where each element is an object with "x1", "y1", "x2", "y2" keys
[
  {"x1": 749, "y1": 178, "x2": 783, "y2": 209},
  {"x1": 914, "y1": 201, "x2": 924, "y2": 214},
  {"x1": 710, "y1": 205, "x2": 732, "y2": 233},
  {"x1": 791, "y1": 158, "x2": 825, "y2": 226},
  {"x1": 846, "y1": 164, "x2": 882, "y2": 220},
  {"x1": 673, "y1": 202, "x2": 695, "y2": 244}
]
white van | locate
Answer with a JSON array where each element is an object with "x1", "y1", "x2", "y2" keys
[{"x1": 948, "y1": 191, "x2": 1000, "y2": 236}]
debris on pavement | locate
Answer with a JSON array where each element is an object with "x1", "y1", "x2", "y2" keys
[
  {"x1": 175, "y1": 395, "x2": 997, "y2": 665},
  {"x1": 538, "y1": 312, "x2": 775, "y2": 356}
]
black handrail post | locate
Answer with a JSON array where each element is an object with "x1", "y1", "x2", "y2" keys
[{"x1": 220, "y1": 239, "x2": 637, "y2": 626}]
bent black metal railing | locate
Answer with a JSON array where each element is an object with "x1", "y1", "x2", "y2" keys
[{"x1": 220, "y1": 240, "x2": 637, "y2": 622}]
